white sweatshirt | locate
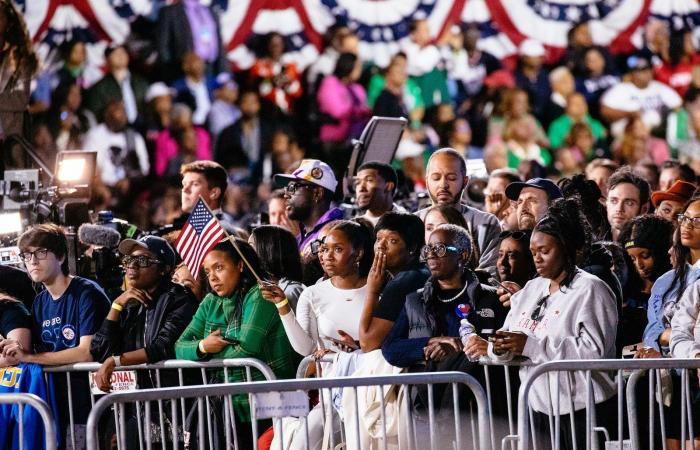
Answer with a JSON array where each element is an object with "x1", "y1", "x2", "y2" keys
[
  {"x1": 279, "y1": 278, "x2": 366, "y2": 356},
  {"x1": 487, "y1": 270, "x2": 618, "y2": 414},
  {"x1": 670, "y1": 280, "x2": 700, "y2": 359}
]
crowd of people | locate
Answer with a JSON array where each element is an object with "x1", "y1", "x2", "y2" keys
[{"x1": 1, "y1": 0, "x2": 700, "y2": 449}]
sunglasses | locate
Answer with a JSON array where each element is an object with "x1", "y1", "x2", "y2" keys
[
  {"x1": 420, "y1": 243, "x2": 460, "y2": 261},
  {"x1": 122, "y1": 255, "x2": 162, "y2": 269},
  {"x1": 530, "y1": 294, "x2": 550, "y2": 322},
  {"x1": 285, "y1": 182, "x2": 315, "y2": 195}
]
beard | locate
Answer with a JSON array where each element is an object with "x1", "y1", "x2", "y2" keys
[{"x1": 287, "y1": 202, "x2": 311, "y2": 222}]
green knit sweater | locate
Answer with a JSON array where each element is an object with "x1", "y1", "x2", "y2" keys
[{"x1": 175, "y1": 285, "x2": 297, "y2": 420}]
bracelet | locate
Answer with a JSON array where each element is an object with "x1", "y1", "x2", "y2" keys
[
  {"x1": 198, "y1": 340, "x2": 207, "y2": 354},
  {"x1": 275, "y1": 299, "x2": 289, "y2": 309},
  {"x1": 113, "y1": 355, "x2": 122, "y2": 367},
  {"x1": 111, "y1": 302, "x2": 123, "y2": 312}
]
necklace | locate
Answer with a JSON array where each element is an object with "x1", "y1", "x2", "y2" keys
[{"x1": 437, "y1": 282, "x2": 469, "y2": 303}]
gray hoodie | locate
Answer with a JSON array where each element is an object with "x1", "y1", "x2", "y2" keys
[
  {"x1": 487, "y1": 270, "x2": 618, "y2": 414},
  {"x1": 670, "y1": 279, "x2": 700, "y2": 359}
]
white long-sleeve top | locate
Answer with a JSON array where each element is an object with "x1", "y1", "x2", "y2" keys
[
  {"x1": 670, "y1": 280, "x2": 700, "y2": 359},
  {"x1": 487, "y1": 270, "x2": 618, "y2": 414},
  {"x1": 279, "y1": 278, "x2": 366, "y2": 356}
]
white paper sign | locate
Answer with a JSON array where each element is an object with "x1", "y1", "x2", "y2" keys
[
  {"x1": 89, "y1": 370, "x2": 138, "y2": 395},
  {"x1": 254, "y1": 391, "x2": 309, "y2": 418}
]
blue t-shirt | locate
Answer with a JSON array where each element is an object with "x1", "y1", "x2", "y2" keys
[
  {"x1": 32, "y1": 276, "x2": 110, "y2": 353},
  {"x1": 31, "y1": 276, "x2": 110, "y2": 429}
]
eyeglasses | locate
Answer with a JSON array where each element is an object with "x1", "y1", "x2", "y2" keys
[
  {"x1": 121, "y1": 255, "x2": 162, "y2": 269},
  {"x1": 18, "y1": 248, "x2": 50, "y2": 262},
  {"x1": 499, "y1": 230, "x2": 530, "y2": 241},
  {"x1": 285, "y1": 182, "x2": 315, "y2": 195},
  {"x1": 677, "y1": 214, "x2": 700, "y2": 229},
  {"x1": 420, "y1": 243, "x2": 459, "y2": 261},
  {"x1": 530, "y1": 294, "x2": 550, "y2": 322}
]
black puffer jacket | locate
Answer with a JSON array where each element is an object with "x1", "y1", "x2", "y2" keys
[{"x1": 90, "y1": 280, "x2": 198, "y2": 367}]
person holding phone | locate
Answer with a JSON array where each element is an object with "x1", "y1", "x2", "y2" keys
[
  {"x1": 176, "y1": 238, "x2": 297, "y2": 448},
  {"x1": 486, "y1": 198, "x2": 618, "y2": 450}
]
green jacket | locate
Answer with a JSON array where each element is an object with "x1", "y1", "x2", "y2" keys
[
  {"x1": 175, "y1": 285, "x2": 297, "y2": 420},
  {"x1": 547, "y1": 113, "x2": 606, "y2": 150}
]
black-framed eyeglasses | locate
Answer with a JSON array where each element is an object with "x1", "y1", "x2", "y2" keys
[
  {"x1": 420, "y1": 243, "x2": 459, "y2": 261},
  {"x1": 310, "y1": 236, "x2": 326, "y2": 256},
  {"x1": 285, "y1": 182, "x2": 315, "y2": 195},
  {"x1": 530, "y1": 294, "x2": 550, "y2": 322},
  {"x1": 121, "y1": 255, "x2": 162, "y2": 269},
  {"x1": 18, "y1": 248, "x2": 50, "y2": 262},
  {"x1": 677, "y1": 214, "x2": 700, "y2": 229},
  {"x1": 499, "y1": 230, "x2": 530, "y2": 241}
]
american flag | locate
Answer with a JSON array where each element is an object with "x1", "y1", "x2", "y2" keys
[{"x1": 175, "y1": 199, "x2": 226, "y2": 279}]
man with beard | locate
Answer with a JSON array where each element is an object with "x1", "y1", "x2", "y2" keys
[
  {"x1": 504, "y1": 177, "x2": 563, "y2": 230},
  {"x1": 416, "y1": 148, "x2": 502, "y2": 272},
  {"x1": 605, "y1": 168, "x2": 650, "y2": 242},
  {"x1": 353, "y1": 161, "x2": 405, "y2": 225},
  {"x1": 274, "y1": 159, "x2": 344, "y2": 258}
]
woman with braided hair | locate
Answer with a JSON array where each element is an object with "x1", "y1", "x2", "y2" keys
[{"x1": 488, "y1": 197, "x2": 618, "y2": 450}]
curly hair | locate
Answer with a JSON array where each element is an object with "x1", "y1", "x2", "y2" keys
[
  {"x1": 618, "y1": 214, "x2": 673, "y2": 282},
  {"x1": 533, "y1": 197, "x2": 592, "y2": 288}
]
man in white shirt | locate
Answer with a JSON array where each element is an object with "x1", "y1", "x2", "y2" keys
[
  {"x1": 83, "y1": 100, "x2": 149, "y2": 190},
  {"x1": 601, "y1": 55, "x2": 682, "y2": 136}
]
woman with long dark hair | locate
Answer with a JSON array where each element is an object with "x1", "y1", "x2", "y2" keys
[
  {"x1": 0, "y1": 0, "x2": 37, "y2": 165},
  {"x1": 175, "y1": 238, "x2": 297, "y2": 448},
  {"x1": 488, "y1": 198, "x2": 618, "y2": 450},
  {"x1": 249, "y1": 225, "x2": 305, "y2": 311},
  {"x1": 46, "y1": 80, "x2": 90, "y2": 151}
]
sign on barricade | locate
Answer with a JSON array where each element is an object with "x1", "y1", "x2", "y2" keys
[
  {"x1": 254, "y1": 390, "x2": 309, "y2": 418},
  {"x1": 88, "y1": 370, "x2": 137, "y2": 395}
]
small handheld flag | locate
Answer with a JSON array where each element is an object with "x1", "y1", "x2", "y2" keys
[{"x1": 174, "y1": 198, "x2": 226, "y2": 279}]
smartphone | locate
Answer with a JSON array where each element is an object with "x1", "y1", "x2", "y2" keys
[
  {"x1": 222, "y1": 338, "x2": 240, "y2": 345},
  {"x1": 322, "y1": 335, "x2": 360, "y2": 351},
  {"x1": 488, "y1": 277, "x2": 516, "y2": 295}
]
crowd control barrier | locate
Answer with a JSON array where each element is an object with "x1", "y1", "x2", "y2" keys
[{"x1": 0, "y1": 393, "x2": 58, "y2": 450}]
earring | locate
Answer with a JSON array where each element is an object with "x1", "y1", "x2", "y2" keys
[{"x1": 355, "y1": 260, "x2": 360, "y2": 268}]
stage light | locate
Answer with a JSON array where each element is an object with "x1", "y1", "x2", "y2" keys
[
  {"x1": 55, "y1": 151, "x2": 97, "y2": 187},
  {"x1": 0, "y1": 211, "x2": 23, "y2": 235}
]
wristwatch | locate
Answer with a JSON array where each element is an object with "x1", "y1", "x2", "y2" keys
[{"x1": 113, "y1": 355, "x2": 122, "y2": 367}]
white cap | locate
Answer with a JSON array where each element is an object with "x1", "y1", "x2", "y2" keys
[
  {"x1": 145, "y1": 82, "x2": 175, "y2": 102},
  {"x1": 519, "y1": 39, "x2": 545, "y2": 58},
  {"x1": 274, "y1": 159, "x2": 338, "y2": 193}
]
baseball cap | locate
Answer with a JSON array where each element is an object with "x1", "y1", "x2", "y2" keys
[
  {"x1": 118, "y1": 235, "x2": 177, "y2": 267},
  {"x1": 651, "y1": 180, "x2": 696, "y2": 207},
  {"x1": 274, "y1": 159, "x2": 338, "y2": 193},
  {"x1": 145, "y1": 82, "x2": 175, "y2": 102},
  {"x1": 213, "y1": 72, "x2": 238, "y2": 91},
  {"x1": 505, "y1": 177, "x2": 563, "y2": 201},
  {"x1": 519, "y1": 39, "x2": 545, "y2": 58},
  {"x1": 626, "y1": 55, "x2": 652, "y2": 72}
]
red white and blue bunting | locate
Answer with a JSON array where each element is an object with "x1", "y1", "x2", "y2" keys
[{"x1": 14, "y1": 0, "x2": 700, "y2": 73}]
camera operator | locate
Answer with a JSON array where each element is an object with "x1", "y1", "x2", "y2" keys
[
  {"x1": 1, "y1": 223, "x2": 110, "y2": 440},
  {"x1": 90, "y1": 235, "x2": 198, "y2": 392}
]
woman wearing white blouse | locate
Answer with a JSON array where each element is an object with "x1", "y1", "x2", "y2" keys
[{"x1": 260, "y1": 220, "x2": 372, "y2": 450}]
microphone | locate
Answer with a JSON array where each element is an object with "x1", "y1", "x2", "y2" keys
[{"x1": 78, "y1": 224, "x2": 121, "y2": 248}]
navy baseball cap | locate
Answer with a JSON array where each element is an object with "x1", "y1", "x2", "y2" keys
[
  {"x1": 505, "y1": 177, "x2": 563, "y2": 201},
  {"x1": 118, "y1": 235, "x2": 177, "y2": 267}
]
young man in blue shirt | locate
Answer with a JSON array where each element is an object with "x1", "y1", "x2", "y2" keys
[{"x1": 1, "y1": 223, "x2": 110, "y2": 448}]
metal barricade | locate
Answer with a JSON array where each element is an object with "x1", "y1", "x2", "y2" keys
[
  {"x1": 44, "y1": 358, "x2": 275, "y2": 450},
  {"x1": 0, "y1": 393, "x2": 58, "y2": 450},
  {"x1": 509, "y1": 358, "x2": 700, "y2": 450},
  {"x1": 85, "y1": 371, "x2": 493, "y2": 450}
]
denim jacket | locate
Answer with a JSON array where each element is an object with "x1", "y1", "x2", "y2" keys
[{"x1": 643, "y1": 265, "x2": 700, "y2": 353}]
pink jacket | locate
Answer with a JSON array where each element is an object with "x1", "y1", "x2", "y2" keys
[
  {"x1": 154, "y1": 127, "x2": 212, "y2": 177},
  {"x1": 317, "y1": 75, "x2": 369, "y2": 142}
]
